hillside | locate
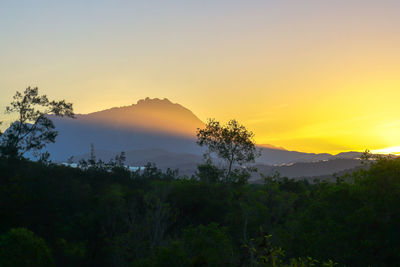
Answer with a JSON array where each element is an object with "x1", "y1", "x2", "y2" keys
[
  {"x1": 44, "y1": 97, "x2": 362, "y2": 177},
  {"x1": 46, "y1": 98, "x2": 205, "y2": 160},
  {"x1": 76, "y1": 97, "x2": 204, "y2": 136}
]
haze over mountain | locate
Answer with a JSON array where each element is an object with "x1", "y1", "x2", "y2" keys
[
  {"x1": 77, "y1": 97, "x2": 204, "y2": 137},
  {"x1": 45, "y1": 97, "x2": 363, "y2": 178},
  {"x1": 259, "y1": 144, "x2": 287, "y2": 151},
  {"x1": 46, "y1": 97, "x2": 204, "y2": 160}
]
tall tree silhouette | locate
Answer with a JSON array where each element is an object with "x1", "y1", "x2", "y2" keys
[
  {"x1": 196, "y1": 119, "x2": 259, "y2": 180},
  {"x1": 1, "y1": 87, "x2": 75, "y2": 158},
  {"x1": 89, "y1": 143, "x2": 96, "y2": 165}
]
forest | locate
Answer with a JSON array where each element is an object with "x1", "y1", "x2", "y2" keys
[
  {"x1": 1, "y1": 88, "x2": 400, "y2": 266},
  {"x1": 1, "y1": 154, "x2": 400, "y2": 266}
]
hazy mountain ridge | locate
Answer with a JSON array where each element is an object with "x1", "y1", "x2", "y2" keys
[
  {"x1": 46, "y1": 98, "x2": 205, "y2": 160},
  {"x1": 259, "y1": 144, "x2": 287, "y2": 150},
  {"x1": 72, "y1": 149, "x2": 363, "y2": 180},
  {"x1": 73, "y1": 148, "x2": 203, "y2": 169},
  {"x1": 71, "y1": 97, "x2": 204, "y2": 136},
  {"x1": 253, "y1": 158, "x2": 362, "y2": 180},
  {"x1": 256, "y1": 148, "x2": 362, "y2": 165},
  {"x1": 43, "y1": 97, "x2": 364, "y2": 179}
]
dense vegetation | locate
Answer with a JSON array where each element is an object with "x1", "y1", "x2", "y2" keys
[
  {"x1": 1, "y1": 88, "x2": 399, "y2": 266},
  {"x1": 1, "y1": 156, "x2": 400, "y2": 266}
]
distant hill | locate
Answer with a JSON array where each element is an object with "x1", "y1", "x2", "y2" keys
[
  {"x1": 252, "y1": 158, "x2": 363, "y2": 182},
  {"x1": 77, "y1": 97, "x2": 204, "y2": 137},
  {"x1": 46, "y1": 98, "x2": 205, "y2": 161},
  {"x1": 256, "y1": 148, "x2": 362, "y2": 165},
  {"x1": 74, "y1": 148, "x2": 203, "y2": 170},
  {"x1": 259, "y1": 144, "x2": 287, "y2": 150},
  {"x1": 72, "y1": 149, "x2": 363, "y2": 180},
  {"x1": 43, "y1": 97, "x2": 363, "y2": 177}
]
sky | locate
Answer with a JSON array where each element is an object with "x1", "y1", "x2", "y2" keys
[{"x1": 1, "y1": 0, "x2": 400, "y2": 154}]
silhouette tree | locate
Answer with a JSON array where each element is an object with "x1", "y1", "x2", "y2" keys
[
  {"x1": 196, "y1": 119, "x2": 259, "y2": 180},
  {"x1": 195, "y1": 158, "x2": 224, "y2": 183},
  {"x1": 0, "y1": 87, "x2": 75, "y2": 158},
  {"x1": 67, "y1": 156, "x2": 74, "y2": 164},
  {"x1": 89, "y1": 143, "x2": 96, "y2": 165},
  {"x1": 115, "y1": 151, "x2": 126, "y2": 167}
]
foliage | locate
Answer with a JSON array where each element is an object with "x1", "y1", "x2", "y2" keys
[
  {"x1": 115, "y1": 151, "x2": 126, "y2": 167},
  {"x1": 243, "y1": 230, "x2": 337, "y2": 267},
  {"x1": 1, "y1": 155, "x2": 400, "y2": 266},
  {"x1": 77, "y1": 144, "x2": 130, "y2": 175},
  {"x1": 0, "y1": 227, "x2": 54, "y2": 267},
  {"x1": 183, "y1": 223, "x2": 234, "y2": 266},
  {"x1": 0, "y1": 87, "x2": 74, "y2": 158},
  {"x1": 195, "y1": 158, "x2": 224, "y2": 183},
  {"x1": 197, "y1": 118, "x2": 259, "y2": 182}
]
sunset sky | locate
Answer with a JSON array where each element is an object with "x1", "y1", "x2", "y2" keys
[{"x1": 1, "y1": 0, "x2": 400, "y2": 154}]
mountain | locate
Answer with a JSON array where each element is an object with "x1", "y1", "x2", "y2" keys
[
  {"x1": 73, "y1": 148, "x2": 203, "y2": 169},
  {"x1": 73, "y1": 148, "x2": 203, "y2": 176},
  {"x1": 46, "y1": 98, "x2": 205, "y2": 161},
  {"x1": 76, "y1": 97, "x2": 204, "y2": 137},
  {"x1": 72, "y1": 148, "x2": 364, "y2": 180},
  {"x1": 259, "y1": 144, "x2": 287, "y2": 150},
  {"x1": 256, "y1": 149, "x2": 362, "y2": 165},
  {"x1": 252, "y1": 158, "x2": 363, "y2": 182},
  {"x1": 44, "y1": 97, "x2": 363, "y2": 180}
]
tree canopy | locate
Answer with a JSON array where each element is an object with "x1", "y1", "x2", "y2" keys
[
  {"x1": 196, "y1": 119, "x2": 259, "y2": 181},
  {"x1": 0, "y1": 228, "x2": 54, "y2": 267},
  {"x1": 0, "y1": 87, "x2": 74, "y2": 159}
]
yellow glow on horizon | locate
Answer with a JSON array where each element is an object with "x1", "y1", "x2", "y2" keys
[
  {"x1": 372, "y1": 146, "x2": 400, "y2": 155},
  {"x1": 1, "y1": 1, "x2": 400, "y2": 154}
]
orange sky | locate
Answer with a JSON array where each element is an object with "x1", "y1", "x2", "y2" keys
[{"x1": 1, "y1": 0, "x2": 400, "y2": 154}]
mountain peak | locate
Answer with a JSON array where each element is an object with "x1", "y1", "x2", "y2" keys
[
  {"x1": 76, "y1": 97, "x2": 204, "y2": 137},
  {"x1": 259, "y1": 144, "x2": 287, "y2": 151},
  {"x1": 136, "y1": 97, "x2": 173, "y2": 106}
]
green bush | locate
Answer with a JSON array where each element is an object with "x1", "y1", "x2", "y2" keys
[
  {"x1": 184, "y1": 223, "x2": 234, "y2": 266},
  {"x1": 0, "y1": 228, "x2": 54, "y2": 267}
]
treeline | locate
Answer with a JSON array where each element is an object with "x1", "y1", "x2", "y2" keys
[
  {"x1": 1, "y1": 88, "x2": 399, "y2": 266},
  {"x1": 1, "y1": 156, "x2": 400, "y2": 266}
]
